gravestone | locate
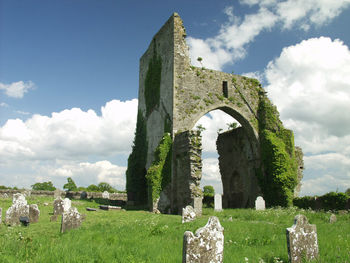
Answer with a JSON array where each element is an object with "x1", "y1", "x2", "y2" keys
[
  {"x1": 29, "y1": 204, "x2": 40, "y2": 223},
  {"x1": 102, "y1": 191, "x2": 110, "y2": 199},
  {"x1": 183, "y1": 216, "x2": 224, "y2": 263},
  {"x1": 80, "y1": 191, "x2": 88, "y2": 199},
  {"x1": 255, "y1": 196, "x2": 265, "y2": 210},
  {"x1": 60, "y1": 207, "x2": 83, "y2": 233},
  {"x1": 63, "y1": 198, "x2": 71, "y2": 212},
  {"x1": 329, "y1": 214, "x2": 337, "y2": 223},
  {"x1": 182, "y1": 205, "x2": 196, "y2": 223},
  {"x1": 286, "y1": 214, "x2": 319, "y2": 263},
  {"x1": 214, "y1": 194, "x2": 222, "y2": 212},
  {"x1": 5, "y1": 193, "x2": 30, "y2": 226},
  {"x1": 54, "y1": 189, "x2": 62, "y2": 199},
  {"x1": 53, "y1": 197, "x2": 64, "y2": 215}
]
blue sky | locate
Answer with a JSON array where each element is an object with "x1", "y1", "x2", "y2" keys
[{"x1": 1, "y1": 0, "x2": 350, "y2": 196}]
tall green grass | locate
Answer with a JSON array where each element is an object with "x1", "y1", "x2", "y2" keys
[{"x1": 0, "y1": 196, "x2": 349, "y2": 262}]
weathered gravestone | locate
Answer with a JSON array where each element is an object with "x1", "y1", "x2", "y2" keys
[
  {"x1": 255, "y1": 196, "x2": 265, "y2": 210},
  {"x1": 214, "y1": 194, "x2": 222, "y2": 212},
  {"x1": 5, "y1": 193, "x2": 29, "y2": 226},
  {"x1": 286, "y1": 214, "x2": 319, "y2": 263},
  {"x1": 29, "y1": 204, "x2": 40, "y2": 223},
  {"x1": 329, "y1": 213, "x2": 337, "y2": 224},
  {"x1": 60, "y1": 207, "x2": 83, "y2": 233},
  {"x1": 102, "y1": 191, "x2": 110, "y2": 199},
  {"x1": 51, "y1": 197, "x2": 72, "y2": 221},
  {"x1": 183, "y1": 216, "x2": 224, "y2": 263},
  {"x1": 182, "y1": 205, "x2": 196, "y2": 223}
]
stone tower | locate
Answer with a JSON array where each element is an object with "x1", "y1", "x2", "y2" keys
[{"x1": 127, "y1": 13, "x2": 303, "y2": 214}]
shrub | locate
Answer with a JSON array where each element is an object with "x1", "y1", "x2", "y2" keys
[{"x1": 318, "y1": 192, "x2": 348, "y2": 211}]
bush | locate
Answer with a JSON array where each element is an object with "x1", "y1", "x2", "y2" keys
[
  {"x1": 31, "y1": 181, "x2": 56, "y2": 191},
  {"x1": 294, "y1": 191, "x2": 349, "y2": 211},
  {"x1": 203, "y1": 185, "x2": 214, "y2": 208}
]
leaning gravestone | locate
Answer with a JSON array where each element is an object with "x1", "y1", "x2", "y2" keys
[
  {"x1": 60, "y1": 207, "x2": 82, "y2": 233},
  {"x1": 29, "y1": 204, "x2": 40, "y2": 223},
  {"x1": 214, "y1": 194, "x2": 222, "y2": 212},
  {"x1": 102, "y1": 191, "x2": 110, "y2": 199},
  {"x1": 5, "y1": 193, "x2": 30, "y2": 226},
  {"x1": 183, "y1": 216, "x2": 224, "y2": 263},
  {"x1": 182, "y1": 205, "x2": 196, "y2": 223},
  {"x1": 286, "y1": 214, "x2": 319, "y2": 263},
  {"x1": 255, "y1": 196, "x2": 266, "y2": 210}
]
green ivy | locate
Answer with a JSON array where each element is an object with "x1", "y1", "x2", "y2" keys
[
  {"x1": 144, "y1": 47, "x2": 162, "y2": 116},
  {"x1": 257, "y1": 95, "x2": 298, "y2": 207},
  {"x1": 126, "y1": 110, "x2": 148, "y2": 205},
  {"x1": 146, "y1": 133, "x2": 172, "y2": 202}
]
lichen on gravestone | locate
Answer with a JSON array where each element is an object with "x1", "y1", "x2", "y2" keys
[
  {"x1": 182, "y1": 205, "x2": 196, "y2": 223},
  {"x1": 286, "y1": 214, "x2": 319, "y2": 263},
  {"x1": 183, "y1": 216, "x2": 224, "y2": 263},
  {"x1": 60, "y1": 207, "x2": 83, "y2": 233},
  {"x1": 5, "y1": 193, "x2": 30, "y2": 226},
  {"x1": 29, "y1": 204, "x2": 40, "y2": 223}
]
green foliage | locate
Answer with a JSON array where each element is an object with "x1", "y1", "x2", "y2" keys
[
  {"x1": 0, "y1": 185, "x2": 12, "y2": 189},
  {"x1": 144, "y1": 48, "x2": 162, "y2": 116},
  {"x1": 226, "y1": 122, "x2": 238, "y2": 130},
  {"x1": 146, "y1": 133, "x2": 172, "y2": 202},
  {"x1": 31, "y1": 181, "x2": 56, "y2": 191},
  {"x1": 257, "y1": 96, "x2": 298, "y2": 207},
  {"x1": 63, "y1": 177, "x2": 77, "y2": 192},
  {"x1": 97, "y1": 182, "x2": 116, "y2": 193},
  {"x1": 203, "y1": 185, "x2": 215, "y2": 208},
  {"x1": 126, "y1": 110, "x2": 148, "y2": 204},
  {"x1": 345, "y1": 188, "x2": 350, "y2": 196},
  {"x1": 195, "y1": 124, "x2": 206, "y2": 133},
  {"x1": 294, "y1": 192, "x2": 349, "y2": 210},
  {"x1": 86, "y1": 184, "x2": 99, "y2": 192}
]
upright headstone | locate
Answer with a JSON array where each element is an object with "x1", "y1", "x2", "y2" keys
[
  {"x1": 329, "y1": 213, "x2": 337, "y2": 224},
  {"x1": 255, "y1": 196, "x2": 266, "y2": 210},
  {"x1": 183, "y1": 216, "x2": 224, "y2": 263},
  {"x1": 60, "y1": 207, "x2": 82, "y2": 233},
  {"x1": 182, "y1": 205, "x2": 196, "y2": 223},
  {"x1": 286, "y1": 214, "x2": 319, "y2": 263},
  {"x1": 63, "y1": 198, "x2": 71, "y2": 212},
  {"x1": 80, "y1": 191, "x2": 87, "y2": 199},
  {"x1": 102, "y1": 191, "x2": 110, "y2": 199},
  {"x1": 5, "y1": 193, "x2": 30, "y2": 226},
  {"x1": 53, "y1": 197, "x2": 64, "y2": 215},
  {"x1": 29, "y1": 204, "x2": 40, "y2": 223},
  {"x1": 214, "y1": 194, "x2": 222, "y2": 212}
]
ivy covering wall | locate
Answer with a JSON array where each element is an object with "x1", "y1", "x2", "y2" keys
[
  {"x1": 146, "y1": 133, "x2": 172, "y2": 203},
  {"x1": 126, "y1": 110, "x2": 148, "y2": 205},
  {"x1": 257, "y1": 93, "x2": 298, "y2": 207},
  {"x1": 144, "y1": 46, "x2": 162, "y2": 116}
]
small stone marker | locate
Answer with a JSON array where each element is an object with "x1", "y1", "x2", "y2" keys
[
  {"x1": 183, "y1": 216, "x2": 224, "y2": 263},
  {"x1": 102, "y1": 191, "x2": 110, "y2": 199},
  {"x1": 182, "y1": 205, "x2": 196, "y2": 223},
  {"x1": 228, "y1": 216, "x2": 233, "y2": 222},
  {"x1": 5, "y1": 193, "x2": 30, "y2": 226},
  {"x1": 60, "y1": 207, "x2": 82, "y2": 233},
  {"x1": 329, "y1": 213, "x2": 337, "y2": 223},
  {"x1": 29, "y1": 204, "x2": 40, "y2": 223},
  {"x1": 214, "y1": 194, "x2": 222, "y2": 212},
  {"x1": 80, "y1": 191, "x2": 87, "y2": 199},
  {"x1": 255, "y1": 196, "x2": 265, "y2": 210},
  {"x1": 286, "y1": 214, "x2": 319, "y2": 263}
]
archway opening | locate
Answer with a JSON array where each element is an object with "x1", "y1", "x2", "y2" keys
[{"x1": 192, "y1": 108, "x2": 260, "y2": 209}]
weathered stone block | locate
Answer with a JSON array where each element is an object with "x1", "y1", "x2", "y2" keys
[
  {"x1": 255, "y1": 196, "x2": 265, "y2": 210},
  {"x1": 60, "y1": 207, "x2": 82, "y2": 233},
  {"x1": 214, "y1": 194, "x2": 222, "y2": 212},
  {"x1": 29, "y1": 204, "x2": 40, "y2": 223},
  {"x1": 5, "y1": 193, "x2": 30, "y2": 226},
  {"x1": 286, "y1": 214, "x2": 319, "y2": 263},
  {"x1": 329, "y1": 213, "x2": 337, "y2": 223},
  {"x1": 183, "y1": 216, "x2": 224, "y2": 263},
  {"x1": 182, "y1": 205, "x2": 196, "y2": 223}
]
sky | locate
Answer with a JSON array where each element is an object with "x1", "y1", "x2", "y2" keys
[{"x1": 1, "y1": 0, "x2": 350, "y2": 196}]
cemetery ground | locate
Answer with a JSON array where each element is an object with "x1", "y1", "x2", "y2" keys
[{"x1": 0, "y1": 196, "x2": 349, "y2": 262}]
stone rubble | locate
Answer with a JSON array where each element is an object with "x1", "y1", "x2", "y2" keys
[
  {"x1": 182, "y1": 205, "x2": 196, "y2": 223},
  {"x1": 183, "y1": 216, "x2": 224, "y2": 263},
  {"x1": 286, "y1": 214, "x2": 319, "y2": 263}
]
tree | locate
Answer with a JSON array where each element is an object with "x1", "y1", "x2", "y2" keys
[
  {"x1": 86, "y1": 184, "x2": 99, "y2": 192},
  {"x1": 196, "y1": 124, "x2": 206, "y2": 133},
  {"x1": 63, "y1": 177, "x2": 77, "y2": 191},
  {"x1": 203, "y1": 185, "x2": 215, "y2": 208},
  {"x1": 226, "y1": 122, "x2": 238, "y2": 130},
  {"x1": 97, "y1": 182, "x2": 115, "y2": 193},
  {"x1": 31, "y1": 181, "x2": 56, "y2": 191}
]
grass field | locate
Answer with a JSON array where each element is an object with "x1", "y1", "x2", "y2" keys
[{"x1": 0, "y1": 196, "x2": 349, "y2": 262}]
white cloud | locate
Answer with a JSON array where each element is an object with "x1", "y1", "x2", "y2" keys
[
  {"x1": 15, "y1": 110, "x2": 30, "y2": 115},
  {"x1": 188, "y1": 1, "x2": 350, "y2": 70},
  {"x1": 0, "y1": 99, "x2": 138, "y2": 162},
  {"x1": 201, "y1": 158, "x2": 223, "y2": 194},
  {"x1": 0, "y1": 99, "x2": 138, "y2": 189},
  {"x1": 0, "y1": 102, "x2": 8, "y2": 107},
  {"x1": 0, "y1": 81, "x2": 34, "y2": 98},
  {"x1": 264, "y1": 37, "x2": 350, "y2": 195}
]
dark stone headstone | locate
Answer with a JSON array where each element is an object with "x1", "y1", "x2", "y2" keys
[
  {"x1": 19, "y1": 216, "x2": 30, "y2": 226},
  {"x1": 80, "y1": 191, "x2": 87, "y2": 199}
]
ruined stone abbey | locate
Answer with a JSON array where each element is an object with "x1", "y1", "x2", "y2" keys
[{"x1": 126, "y1": 13, "x2": 303, "y2": 215}]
